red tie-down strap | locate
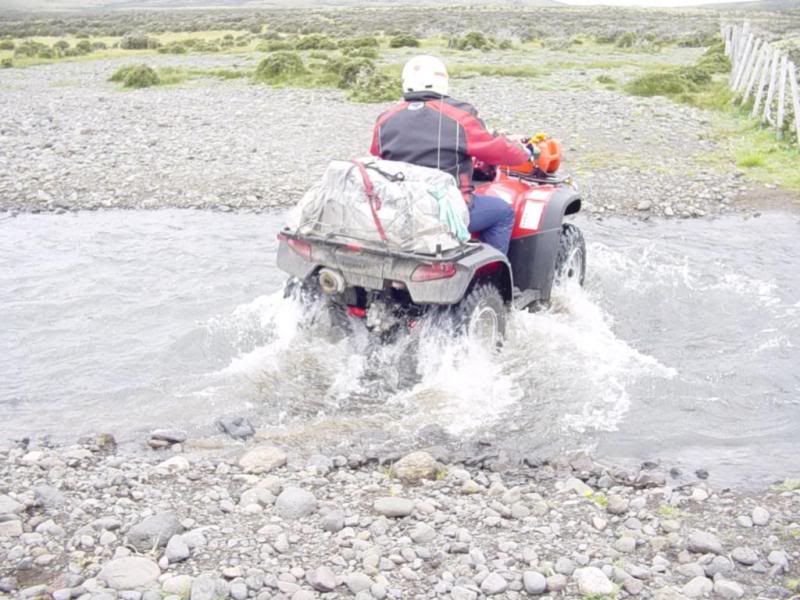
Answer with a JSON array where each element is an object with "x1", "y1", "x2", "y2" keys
[{"x1": 352, "y1": 160, "x2": 388, "y2": 243}]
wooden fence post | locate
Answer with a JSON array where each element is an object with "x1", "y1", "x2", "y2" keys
[
  {"x1": 753, "y1": 46, "x2": 775, "y2": 117},
  {"x1": 788, "y1": 61, "x2": 800, "y2": 145},
  {"x1": 764, "y1": 45, "x2": 780, "y2": 125},
  {"x1": 777, "y1": 55, "x2": 788, "y2": 138},
  {"x1": 733, "y1": 35, "x2": 755, "y2": 91},
  {"x1": 744, "y1": 43, "x2": 767, "y2": 103}
]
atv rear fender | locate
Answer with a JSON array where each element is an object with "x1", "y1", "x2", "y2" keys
[{"x1": 277, "y1": 236, "x2": 512, "y2": 306}]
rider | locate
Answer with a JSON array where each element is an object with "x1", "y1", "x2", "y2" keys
[{"x1": 369, "y1": 55, "x2": 532, "y2": 255}]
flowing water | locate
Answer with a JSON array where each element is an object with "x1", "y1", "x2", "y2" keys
[{"x1": 1, "y1": 209, "x2": 798, "y2": 487}]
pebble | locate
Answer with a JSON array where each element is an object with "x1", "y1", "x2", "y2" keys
[
  {"x1": 216, "y1": 416, "x2": 255, "y2": 439},
  {"x1": 731, "y1": 546, "x2": 757, "y2": 565},
  {"x1": 165, "y1": 534, "x2": 191, "y2": 563},
  {"x1": 545, "y1": 573, "x2": 567, "y2": 592},
  {"x1": 238, "y1": 445, "x2": 287, "y2": 473},
  {"x1": 574, "y1": 567, "x2": 614, "y2": 595},
  {"x1": 306, "y1": 566, "x2": 337, "y2": 592},
  {"x1": 98, "y1": 557, "x2": 160, "y2": 590},
  {"x1": 687, "y1": 530, "x2": 723, "y2": 555},
  {"x1": 479, "y1": 572, "x2": 508, "y2": 595},
  {"x1": 373, "y1": 496, "x2": 415, "y2": 518},
  {"x1": 275, "y1": 486, "x2": 317, "y2": 519},
  {"x1": 127, "y1": 512, "x2": 182, "y2": 552},
  {"x1": 751, "y1": 506, "x2": 770, "y2": 526},
  {"x1": 713, "y1": 579, "x2": 744, "y2": 599},
  {"x1": 522, "y1": 571, "x2": 547, "y2": 594},
  {"x1": 682, "y1": 575, "x2": 713, "y2": 598}
]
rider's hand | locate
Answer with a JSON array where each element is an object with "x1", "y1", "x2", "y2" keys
[{"x1": 527, "y1": 142, "x2": 541, "y2": 162}]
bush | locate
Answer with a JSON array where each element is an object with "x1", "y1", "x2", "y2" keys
[
  {"x1": 120, "y1": 32, "x2": 160, "y2": 50},
  {"x1": 596, "y1": 74, "x2": 615, "y2": 85},
  {"x1": 110, "y1": 64, "x2": 160, "y2": 88},
  {"x1": 53, "y1": 40, "x2": 70, "y2": 52},
  {"x1": 454, "y1": 31, "x2": 492, "y2": 51},
  {"x1": 37, "y1": 48, "x2": 55, "y2": 59},
  {"x1": 348, "y1": 69, "x2": 401, "y2": 103},
  {"x1": 254, "y1": 51, "x2": 307, "y2": 81},
  {"x1": 1, "y1": 58, "x2": 12, "y2": 68},
  {"x1": 337, "y1": 58, "x2": 375, "y2": 89},
  {"x1": 696, "y1": 42, "x2": 730, "y2": 74},
  {"x1": 75, "y1": 39, "x2": 92, "y2": 54},
  {"x1": 257, "y1": 39, "x2": 292, "y2": 52},
  {"x1": 0, "y1": 40, "x2": 15, "y2": 51},
  {"x1": 345, "y1": 36, "x2": 379, "y2": 49},
  {"x1": 615, "y1": 32, "x2": 637, "y2": 48},
  {"x1": 158, "y1": 42, "x2": 187, "y2": 54},
  {"x1": 92, "y1": 41, "x2": 107, "y2": 51},
  {"x1": 295, "y1": 34, "x2": 336, "y2": 50},
  {"x1": 344, "y1": 46, "x2": 379, "y2": 59},
  {"x1": 389, "y1": 34, "x2": 419, "y2": 48},
  {"x1": 14, "y1": 40, "x2": 48, "y2": 58},
  {"x1": 498, "y1": 39, "x2": 513, "y2": 50}
]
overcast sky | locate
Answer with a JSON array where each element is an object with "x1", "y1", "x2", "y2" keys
[{"x1": 559, "y1": 0, "x2": 747, "y2": 5}]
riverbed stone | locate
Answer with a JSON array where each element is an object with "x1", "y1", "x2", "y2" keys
[
  {"x1": 607, "y1": 494, "x2": 629, "y2": 515},
  {"x1": 306, "y1": 566, "x2": 337, "y2": 592},
  {"x1": 344, "y1": 572, "x2": 372, "y2": 594},
  {"x1": 275, "y1": 486, "x2": 317, "y2": 519},
  {"x1": 392, "y1": 451, "x2": 440, "y2": 483},
  {"x1": 731, "y1": 546, "x2": 757, "y2": 565},
  {"x1": 127, "y1": 512, "x2": 182, "y2": 552},
  {"x1": 98, "y1": 556, "x2": 160, "y2": 590},
  {"x1": 166, "y1": 534, "x2": 191, "y2": 562},
  {"x1": 0, "y1": 520, "x2": 23, "y2": 537},
  {"x1": 410, "y1": 522, "x2": 436, "y2": 544},
  {"x1": 373, "y1": 497, "x2": 415, "y2": 518},
  {"x1": 574, "y1": 567, "x2": 614, "y2": 595},
  {"x1": 546, "y1": 573, "x2": 567, "y2": 592},
  {"x1": 713, "y1": 579, "x2": 744, "y2": 599},
  {"x1": 682, "y1": 576, "x2": 713, "y2": 598},
  {"x1": 0, "y1": 494, "x2": 23, "y2": 515},
  {"x1": 522, "y1": 571, "x2": 547, "y2": 594},
  {"x1": 151, "y1": 428, "x2": 187, "y2": 443},
  {"x1": 751, "y1": 506, "x2": 770, "y2": 526},
  {"x1": 216, "y1": 416, "x2": 255, "y2": 439},
  {"x1": 687, "y1": 530, "x2": 723, "y2": 554},
  {"x1": 190, "y1": 574, "x2": 217, "y2": 600},
  {"x1": 480, "y1": 572, "x2": 507, "y2": 595},
  {"x1": 238, "y1": 445, "x2": 287, "y2": 473},
  {"x1": 162, "y1": 575, "x2": 193, "y2": 596}
]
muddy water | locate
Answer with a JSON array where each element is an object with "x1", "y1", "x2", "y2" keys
[{"x1": 1, "y1": 210, "x2": 798, "y2": 487}]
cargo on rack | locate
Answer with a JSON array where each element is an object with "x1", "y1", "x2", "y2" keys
[{"x1": 287, "y1": 158, "x2": 470, "y2": 254}]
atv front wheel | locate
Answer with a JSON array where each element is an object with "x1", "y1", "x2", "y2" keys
[
  {"x1": 553, "y1": 223, "x2": 586, "y2": 288},
  {"x1": 453, "y1": 283, "x2": 506, "y2": 346}
]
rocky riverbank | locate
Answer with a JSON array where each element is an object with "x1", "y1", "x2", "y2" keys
[
  {"x1": 0, "y1": 53, "x2": 796, "y2": 219},
  {"x1": 1, "y1": 433, "x2": 798, "y2": 600}
]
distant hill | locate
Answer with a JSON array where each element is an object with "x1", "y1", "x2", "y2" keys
[
  {"x1": 700, "y1": 0, "x2": 800, "y2": 11},
  {"x1": 2, "y1": 0, "x2": 564, "y2": 11}
]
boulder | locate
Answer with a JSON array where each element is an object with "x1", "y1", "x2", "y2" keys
[
  {"x1": 392, "y1": 451, "x2": 439, "y2": 483},
  {"x1": 98, "y1": 557, "x2": 160, "y2": 590},
  {"x1": 127, "y1": 512, "x2": 182, "y2": 552},
  {"x1": 238, "y1": 445, "x2": 287, "y2": 473}
]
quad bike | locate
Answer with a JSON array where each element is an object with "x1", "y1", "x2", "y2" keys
[{"x1": 277, "y1": 136, "x2": 585, "y2": 343}]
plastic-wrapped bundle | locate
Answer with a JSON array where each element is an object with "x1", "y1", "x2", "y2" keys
[{"x1": 287, "y1": 158, "x2": 470, "y2": 254}]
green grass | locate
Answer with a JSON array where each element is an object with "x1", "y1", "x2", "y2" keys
[{"x1": 449, "y1": 63, "x2": 538, "y2": 79}]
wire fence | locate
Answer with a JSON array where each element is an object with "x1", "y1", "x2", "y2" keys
[{"x1": 722, "y1": 21, "x2": 800, "y2": 146}]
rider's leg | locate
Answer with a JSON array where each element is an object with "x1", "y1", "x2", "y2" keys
[{"x1": 468, "y1": 194, "x2": 515, "y2": 255}]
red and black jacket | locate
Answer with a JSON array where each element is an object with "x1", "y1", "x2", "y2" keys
[{"x1": 370, "y1": 91, "x2": 530, "y2": 197}]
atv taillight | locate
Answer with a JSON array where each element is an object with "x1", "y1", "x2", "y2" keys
[
  {"x1": 411, "y1": 262, "x2": 456, "y2": 282},
  {"x1": 286, "y1": 238, "x2": 312, "y2": 260}
]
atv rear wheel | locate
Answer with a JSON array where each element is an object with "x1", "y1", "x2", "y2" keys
[
  {"x1": 553, "y1": 223, "x2": 586, "y2": 288},
  {"x1": 453, "y1": 282, "x2": 506, "y2": 346},
  {"x1": 284, "y1": 277, "x2": 351, "y2": 337}
]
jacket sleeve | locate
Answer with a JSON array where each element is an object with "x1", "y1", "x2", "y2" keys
[
  {"x1": 462, "y1": 113, "x2": 530, "y2": 166},
  {"x1": 369, "y1": 119, "x2": 381, "y2": 157}
]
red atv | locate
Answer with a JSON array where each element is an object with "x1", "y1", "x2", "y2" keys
[{"x1": 278, "y1": 137, "x2": 585, "y2": 343}]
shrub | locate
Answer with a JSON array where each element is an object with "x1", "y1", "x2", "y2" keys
[
  {"x1": 0, "y1": 40, "x2": 15, "y2": 51},
  {"x1": 696, "y1": 42, "x2": 730, "y2": 74},
  {"x1": 92, "y1": 41, "x2": 107, "y2": 51},
  {"x1": 615, "y1": 32, "x2": 637, "y2": 48},
  {"x1": 158, "y1": 42, "x2": 187, "y2": 54},
  {"x1": 344, "y1": 46, "x2": 379, "y2": 59},
  {"x1": 455, "y1": 31, "x2": 492, "y2": 51},
  {"x1": 346, "y1": 36, "x2": 379, "y2": 48},
  {"x1": 53, "y1": 40, "x2": 70, "y2": 52},
  {"x1": 295, "y1": 34, "x2": 336, "y2": 50},
  {"x1": 389, "y1": 34, "x2": 419, "y2": 48},
  {"x1": 257, "y1": 39, "x2": 292, "y2": 52},
  {"x1": 348, "y1": 69, "x2": 401, "y2": 103},
  {"x1": 626, "y1": 70, "x2": 694, "y2": 97},
  {"x1": 596, "y1": 74, "x2": 615, "y2": 85},
  {"x1": 498, "y1": 39, "x2": 513, "y2": 50},
  {"x1": 254, "y1": 51, "x2": 307, "y2": 81},
  {"x1": 677, "y1": 33, "x2": 716, "y2": 48},
  {"x1": 110, "y1": 64, "x2": 160, "y2": 88},
  {"x1": 14, "y1": 40, "x2": 48, "y2": 58},
  {"x1": 337, "y1": 58, "x2": 375, "y2": 89},
  {"x1": 120, "y1": 32, "x2": 160, "y2": 50},
  {"x1": 75, "y1": 39, "x2": 92, "y2": 54},
  {"x1": 1, "y1": 58, "x2": 12, "y2": 68},
  {"x1": 37, "y1": 48, "x2": 55, "y2": 59}
]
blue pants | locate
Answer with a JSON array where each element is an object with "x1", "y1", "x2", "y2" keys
[{"x1": 468, "y1": 194, "x2": 515, "y2": 255}]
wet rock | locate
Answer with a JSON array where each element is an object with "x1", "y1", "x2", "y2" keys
[
  {"x1": 306, "y1": 566, "x2": 337, "y2": 592},
  {"x1": 238, "y1": 445, "x2": 287, "y2": 473},
  {"x1": 150, "y1": 428, "x2": 187, "y2": 444},
  {"x1": 574, "y1": 567, "x2": 614, "y2": 595},
  {"x1": 275, "y1": 486, "x2": 317, "y2": 519},
  {"x1": 751, "y1": 506, "x2": 770, "y2": 526},
  {"x1": 127, "y1": 512, "x2": 182, "y2": 552},
  {"x1": 687, "y1": 530, "x2": 723, "y2": 555},
  {"x1": 216, "y1": 416, "x2": 255, "y2": 439},
  {"x1": 98, "y1": 556, "x2": 160, "y2": 590},
  {"x1": 480, "y1": 572, "x2": 507, "y2": 595},
  {"x1": 522, "y1": 571, "x2": 547, "y2": 594},
  {"x1": 392, "y1": 451, "x2": 440, "y2": 483},
  {"x1": 713, "y1": 579, "x2": 744, "y2": 599},
  {"x1": 373, "y1": 497, "x2": 415, "y2": 518}
]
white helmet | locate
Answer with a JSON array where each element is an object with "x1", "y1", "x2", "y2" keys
[{"x1": 401, "y1": 55, "x2": 449, "y2": 96}]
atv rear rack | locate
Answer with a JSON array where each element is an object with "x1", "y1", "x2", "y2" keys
[{"x1": 279, "y1": 228, "x2": 481, "y2": 263}]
